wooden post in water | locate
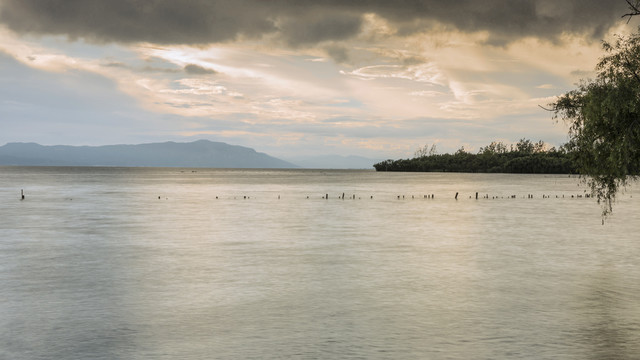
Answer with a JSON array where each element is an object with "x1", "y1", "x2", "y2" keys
[
  {"x1": 475, "y1": 192, "x2": 478, "y2": 200},
  {"x1": 21, "y1": 189, "x2": 25, "y2": 200},
  {"x1": 455, "y1": 192, "x2": 459, "y2": 200}
]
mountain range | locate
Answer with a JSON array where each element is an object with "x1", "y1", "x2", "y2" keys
[{"x1": 0, "y1": 140, "x2": 297, "y2": 168}]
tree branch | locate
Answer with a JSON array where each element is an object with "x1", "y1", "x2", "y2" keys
[{"x1": 622, "y1": 0, "x2": 640, "y2": 23}]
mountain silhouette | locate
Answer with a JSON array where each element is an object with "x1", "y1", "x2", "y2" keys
[{"x1": 0, "y1": 140, "x2": 297, "y2": 168}]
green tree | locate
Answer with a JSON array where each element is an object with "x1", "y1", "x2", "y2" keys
[
  {"x1": 550, "y1": 30, "x2": 640, "y2": 215},
  {"x1": 478, "y1": 141, "x2": 508, "y2": 155},
  {"x1": 413, "y1": 144, "x2": 430, "y2": 158},
  {"x1": 413, "y1": 143, "x2": 439, "y2": 158},
  {"x1": 515, "y1": 138, "x2": 535, "y2": 154}
]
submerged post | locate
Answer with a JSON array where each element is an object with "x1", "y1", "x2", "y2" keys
[
  {"x1": 455, "y1": 192, "x2": 459, "y2": 200},
  {"x1": 21, "y1": 189, "x2": 25, "y2": 200}
]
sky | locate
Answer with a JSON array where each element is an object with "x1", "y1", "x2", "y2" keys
[{"x1": 1, "y1": 1, "x2": 639, "y2": 160}]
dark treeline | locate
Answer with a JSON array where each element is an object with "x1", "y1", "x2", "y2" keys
[{"x1": 374, "y1": 139, "x2": 577, "y2": 174}]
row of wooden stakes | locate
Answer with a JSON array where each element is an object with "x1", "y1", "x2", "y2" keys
[{"x1": 202, "y1": 192, "x2": 594, "y2": 200}]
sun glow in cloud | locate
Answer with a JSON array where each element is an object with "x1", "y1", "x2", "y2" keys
[{"x1": 0, "y1": 1, "x2": 638, "y2": 159}]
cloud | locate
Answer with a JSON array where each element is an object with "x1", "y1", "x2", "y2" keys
[
  {"x1": 277, "y1": 12, "x2": 364, "y2": 46},
  {"x1": 0, "y1": 0, "x2": 276, "y2": 44},
  {"x1": 0, "y1": 0, "x2": 631, "y2": 47},
  {"x1": 342, "y1": 63, "x2": 445, "y2": 84},
  {"x1": 324, "y1": 44, "x2": 350, "y2": 63},
  {"x1": 99, "y1": 61, "x2": 181, "y2": 73},
  {"x1": 409, "y1": 90, "x2": 446, "y2": 97},
  {"x1": 102, "y1": 61, "x2": 127, "y2": 68},
  {"x1": 171, "y1": 78, "x2": 227, "y2": 95},
  {"x1": 0, "y1": 51, "x2": 156, "y2": 145},
  {"x1": 184, "y1": 63, "x2": 217, "y2": 75}
]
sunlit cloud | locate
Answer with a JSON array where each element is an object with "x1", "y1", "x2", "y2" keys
[
  {"x1": 341, "y1": 63, "x2": 445, "y2": 85},
  {"x1": 409, "y1": 90, "x2": 446, "y2": 97}
]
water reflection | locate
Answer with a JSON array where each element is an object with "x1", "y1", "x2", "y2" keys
[
  {"x1": 581, "y1": 268, "x2": 639, "y2": 360},
  {"x1": 1, "y1": 223, "x2": 136, "y2": 359}
]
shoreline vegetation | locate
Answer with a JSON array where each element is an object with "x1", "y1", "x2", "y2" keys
[{"x1": 374, "y1": 139, "x2": 576, "y2": 174}]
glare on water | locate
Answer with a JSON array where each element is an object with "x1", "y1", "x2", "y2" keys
[{"x1": 1, "y1": 167, "x2": 639, "y2": 359}]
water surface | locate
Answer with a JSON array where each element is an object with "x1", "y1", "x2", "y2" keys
[{"x1": 1, "y1": 167, "x2": 639, "y2": 359}]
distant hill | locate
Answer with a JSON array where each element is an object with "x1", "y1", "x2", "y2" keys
[{"x1": 0, "y1": 140, "x2": 297, "y2": 168}]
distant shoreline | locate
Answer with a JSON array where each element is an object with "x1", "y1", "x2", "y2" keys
[{"x1": 374, "y1": 141, "x2": 577, "y2": 174}]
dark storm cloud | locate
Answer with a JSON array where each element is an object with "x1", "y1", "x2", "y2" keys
[
  {"x1": 278, "y1": 12, "x2": 364, "y2": 46},
  {"x1": 0, "y1": 0, "x2": 277, "y2": 44},
  {"x1": 356, "y1": 0, "x2": 627, "y2": 42},
  {"x1": 0, "y1": 0, "x2": 631, "y2": 46}
]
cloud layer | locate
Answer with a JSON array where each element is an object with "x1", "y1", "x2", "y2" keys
[
  {"x1": 0, "y1": 0, "x2": 629, "y2": 46},
  {"x1": 0, "y1": 1, "x2": 637, "y2": 159}
]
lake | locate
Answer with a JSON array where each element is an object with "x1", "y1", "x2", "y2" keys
[{"x1": 1, "y1": 167, "x2": 639, "y2": 359}]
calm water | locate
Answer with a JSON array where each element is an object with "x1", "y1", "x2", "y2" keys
[{"x1": 1, "y1": 167, "x2": 639, "y2": 359}]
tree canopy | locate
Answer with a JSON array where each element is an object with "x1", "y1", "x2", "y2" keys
[
  {"x1": 374, "y1": 139, "x2": 576, "y2": 174},
  {"x1": 550, "y1": 29, "x2": 640, "y2": 216}
]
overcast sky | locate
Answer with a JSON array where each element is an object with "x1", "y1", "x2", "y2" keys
[{"x1": 1, "y1": 0, "x2": 638, "y2": 158}]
